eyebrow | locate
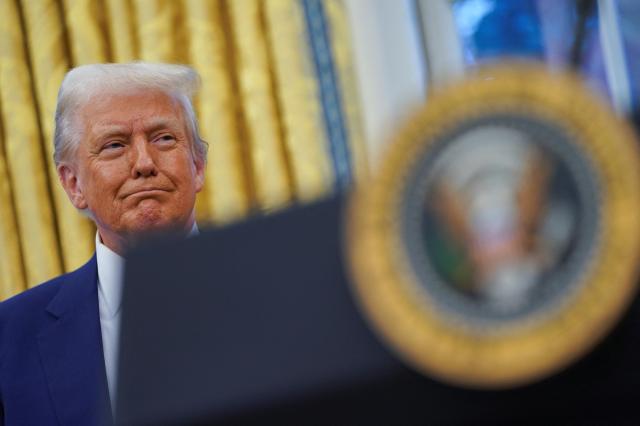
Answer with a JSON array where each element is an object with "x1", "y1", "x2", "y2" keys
[
  {"x1": 91, "y1": 124, "x2": 130, "y2": 142},
  {"x1": 91, "y1": 117, "x2": 184, "y2": 139},
  {"x1": 144, "y1": 117, "x2": 184, "y2": 134}
]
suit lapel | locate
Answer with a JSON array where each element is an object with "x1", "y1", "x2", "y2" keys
[{"x1": 37, "y1": 256, "x2": 112, "y2": 425}]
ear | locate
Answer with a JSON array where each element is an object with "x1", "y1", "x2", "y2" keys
[
  {"x1": 193, "y1": 156, "x2": 205, "y2": 194},
  {"x1": 57, "y1": 164, "x2": 88, "y2": 209}
]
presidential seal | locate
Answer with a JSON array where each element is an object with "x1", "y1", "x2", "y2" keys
[{"x1": 346, "y1": 64, "x2": 640, "y2": 388}]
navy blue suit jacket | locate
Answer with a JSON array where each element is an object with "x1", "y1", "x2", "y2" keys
[{"x1": 0, "y1": 255, "x2": 112, "y2": 425}]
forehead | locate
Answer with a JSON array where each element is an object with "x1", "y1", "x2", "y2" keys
[{"x1": 80, "y1": 89, "x2": 185, "y2": 134}]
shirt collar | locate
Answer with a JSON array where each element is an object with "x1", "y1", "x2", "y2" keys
[{"x1": 96, "y1": 232, "x2": 125, "y2": 318}]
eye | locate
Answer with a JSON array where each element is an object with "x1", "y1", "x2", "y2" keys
[
  {"x1": 153, "y1": 134, "x2": 177, "y2": 146},
  {"x1": 102, "y1": 141, "x2": 125, "y2": 151}
]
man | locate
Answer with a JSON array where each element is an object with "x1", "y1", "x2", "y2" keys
[{"x1": 0, "y1": 63, "x2": 207, "y2": 425}]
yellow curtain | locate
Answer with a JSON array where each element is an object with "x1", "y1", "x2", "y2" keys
[{"x1": 0, "y1": 0, "x2": 366, "y2": 300}]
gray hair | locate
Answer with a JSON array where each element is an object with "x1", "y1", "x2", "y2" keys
[{"x1": 53, "y1": 62, "x2": 208, "y2": 165}]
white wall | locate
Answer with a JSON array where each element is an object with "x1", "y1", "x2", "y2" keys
[{"x1": 344, "y1": 0, "x2": 428, "y2": 169}]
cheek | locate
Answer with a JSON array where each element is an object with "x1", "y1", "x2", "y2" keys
[
  {"x1": 83, "y1": 165, "x2": 127, "y2": 199},
  {"x1": 163, "y1": 154, "x2": 199, "y2": 183}
]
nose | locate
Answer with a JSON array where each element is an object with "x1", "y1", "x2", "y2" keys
[{"x1": 130, "y1": 137, "x2": 158, "y2": 178}]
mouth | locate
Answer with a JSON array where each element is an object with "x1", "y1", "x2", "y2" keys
[{"x1": 123, "y1": 188, "x2": 170, "y2": 199}]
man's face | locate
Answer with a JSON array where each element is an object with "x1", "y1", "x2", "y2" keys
[{"x1": 58, "y1": 89, "x2": 205, "y2": 253}]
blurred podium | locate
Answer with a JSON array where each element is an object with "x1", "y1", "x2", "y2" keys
[{"x1": 116, "y1": 195, "x2": 640, "y2": 425}]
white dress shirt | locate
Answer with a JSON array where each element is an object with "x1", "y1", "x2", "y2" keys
[
  {"x1": 95, "y1": 224, "x2": 199, "y2": 408},
  {"x1": 95, "y1": 233, "x2": 125, "y2": 408}
]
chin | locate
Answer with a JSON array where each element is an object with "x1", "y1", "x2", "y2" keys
[
  {"x1": 119, "y1": 201, "x2": 193, "y2": 238},
  {"x1": 124, "y1": 208, "x2": 168, "y2": 234},
  {"x1": 132, "y1": 210, "x2": 192, "y2": 235}
]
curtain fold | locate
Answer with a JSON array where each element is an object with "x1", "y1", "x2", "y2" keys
[
  {"x1": 324, "y1": 0, "x2": 368, "y2": 182},
  {"x1": 0, "y1": 112, "x2": 27, "y2": 297},
  {"x1": 227, "y1": 0, "x2": 293, "y2": 211},
  {"x1": 104, "y1": 0, "x2": 138, "y2": 62},
  {"x1": 0, "y1": 0, "x2": 366, "y2": 300},
  {"x1": 0, "y1": 0, "x2": 63, "y2": 289},
  {"x1": 63, "y1": 0, "x2": 110, "y2": 64},
  {"x1": 21, "y1": 0, "x2": 96, "y2": 274},
  {"x1": 184, "y1": 0, "x2": 250, "y2": 223},
  {"x1": 134, "y1": 0, "x2": 185, "y2": 63},
  {"x1": 264, "y1": 0, "x2": 334, "y2": 202}
]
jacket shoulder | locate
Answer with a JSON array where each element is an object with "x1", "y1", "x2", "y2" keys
[
  {"x1": 0, "y1": 255, "x2": 97, "y2": 315},
  {"x1": 0, "y1": 256, "x2": 97, "y2": 357},
  {"x1": 0, "y1": 275, "x2": 65, "y2": 320}
]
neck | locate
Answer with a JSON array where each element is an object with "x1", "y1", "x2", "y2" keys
[{"x1": 98, "y1": 219, "x2": 196, "y2": 256}]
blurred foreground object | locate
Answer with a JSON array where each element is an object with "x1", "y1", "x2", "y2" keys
[
  {"x1": 347, "y1": 63, "x2": 640, "y2": 388},
  {"x1": 117, "y1": 64, "x2": 640, "y2": 425}
]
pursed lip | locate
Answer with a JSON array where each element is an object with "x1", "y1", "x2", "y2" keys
[{"x1": 121, "y1": 188, "x2": 170, "y2": 199}]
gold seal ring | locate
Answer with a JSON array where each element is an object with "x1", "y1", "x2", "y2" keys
[{"x1": 346, "y1": 64, "x2": 640, "y2": 388}]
